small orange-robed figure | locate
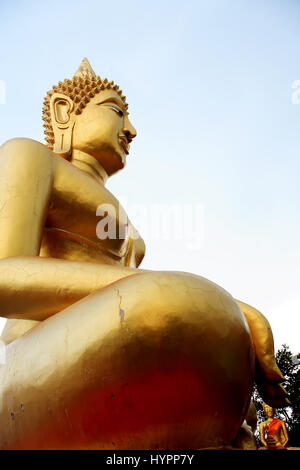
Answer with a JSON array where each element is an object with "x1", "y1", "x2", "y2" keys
[
  {"x1": 0, "y1": 58, "x2": 289, "y2": 449},
  {"x1": 260, "y1": 403, "x2": 289, "y2": 449}
]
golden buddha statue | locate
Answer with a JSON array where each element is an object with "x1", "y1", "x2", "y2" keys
[
  {"x1": 260, "y1": 403, "x2": 289, "y2": 449},
  {"x1": 0, "y1": 58, "x2": 289, "y2": 450}
]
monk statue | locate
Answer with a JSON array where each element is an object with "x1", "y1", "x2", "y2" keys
[
  {"x1": 0, "y1": 58, "x2": 289, "y2": 449},
  {"x1": 259, "y1": 403, "x2": 289, "y2": 449}
]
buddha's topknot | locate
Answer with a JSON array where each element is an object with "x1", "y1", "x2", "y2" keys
[{"x1": 42, "y1": 58, "x2": 128, "y2": 149}]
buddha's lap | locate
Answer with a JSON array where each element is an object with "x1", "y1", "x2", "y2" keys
[
  {"x1": 1, "y1": 270, "x2": 254, "y2": 388},
  {"x1": 2, "y1": 270, "x2": 254, "y2": 366},
  {"x1": 0, "y1": 271, "x2": 255, "y2": 448}
]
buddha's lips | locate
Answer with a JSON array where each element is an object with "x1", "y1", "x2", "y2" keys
[{"x1": 119, "y1": 136, "x2": 130, "y2": 155}]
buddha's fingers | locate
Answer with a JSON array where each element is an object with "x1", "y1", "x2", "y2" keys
[
  {"x1": 0, "y1": 138, "x2": 54, "y2": 258},
  {"x1": 255, "y1": 380, "x2": 290, "y2": 408}
]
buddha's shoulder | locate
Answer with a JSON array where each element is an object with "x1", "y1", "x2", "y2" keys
[
  {"x1": 1, "y1": 137, "x2": 47, "y2": 149},
  {"x1": 0, "y1": 137, "x2": 53, "y2": 162}
]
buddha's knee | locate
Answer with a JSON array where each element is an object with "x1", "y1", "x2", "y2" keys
[{"x1": 112, "y1": 270, "x2": 252, "y2": 346}]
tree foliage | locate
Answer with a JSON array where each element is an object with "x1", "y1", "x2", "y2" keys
[{"x1": 252, "y1": 344, "x2": 300, "y2": 447}]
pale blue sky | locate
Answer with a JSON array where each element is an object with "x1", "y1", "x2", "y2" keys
[{"x1": 0, "y1": 0, "x2": 299, "y2": 352}]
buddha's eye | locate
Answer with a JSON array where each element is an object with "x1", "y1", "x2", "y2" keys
[{"x1": 102, "y1": 104, "x2": 124, "y2": 117}]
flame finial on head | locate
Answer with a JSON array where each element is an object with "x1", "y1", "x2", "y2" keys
[{"x1": 74, "y1": 57, "x2": 96, "y2": 79}]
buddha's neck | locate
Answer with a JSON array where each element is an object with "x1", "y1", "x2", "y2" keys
[{"x1": 70, "y1": 150, "x2": 108, "y2": 185}]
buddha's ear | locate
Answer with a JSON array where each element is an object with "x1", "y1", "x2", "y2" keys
[{"x1": 49, "y1": 93, "x2": 75, "y2": 158}]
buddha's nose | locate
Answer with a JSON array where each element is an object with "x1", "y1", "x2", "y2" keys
[{"x1": 122, "y1": 117, "x2": 137, "y2": 142}]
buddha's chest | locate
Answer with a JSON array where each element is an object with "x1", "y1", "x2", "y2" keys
[
  {"x1": 42, "y1": 156, "x2": 145, "y2": 267},
  {"x1": 45, "y1": 159, "x2": 131, "y2": 259}
]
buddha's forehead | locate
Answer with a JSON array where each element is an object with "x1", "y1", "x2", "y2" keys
[{"x1": 89, "y1": 88, "x2": 127, "y2": 111}]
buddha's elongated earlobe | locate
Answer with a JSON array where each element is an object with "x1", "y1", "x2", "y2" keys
[{"x1": 49, "y1": 93, "x2": 75, "y2": 158}]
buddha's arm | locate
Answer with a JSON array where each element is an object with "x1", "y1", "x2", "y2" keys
[
  {"x1": 235, "y1": 300, "x2": 290, "y2": 407},
  {"x1": 0, "y1": 256, "x2": 144, "y2": 321},
  {"x1": 0, "y1": 138, "x2": 53, "y2": 258},
  {"x1": 235, "y1": 299, "x2": 284, "y2": 383}
]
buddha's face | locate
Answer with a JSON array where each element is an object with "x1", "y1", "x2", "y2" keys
[
  {"x1": 71, "y1": 89, "x2": 137, "y2": 176},
  {"x1": 263, "y1": 404, "x2": 274, "y2": 418}
]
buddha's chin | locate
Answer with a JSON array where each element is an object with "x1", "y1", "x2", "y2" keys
[
  {"x1": 106, "y1": 152, "x2": 126, "y2": 176},
  {"x1": 92, "y1": 149, "x2": 125, "y2": 177}
]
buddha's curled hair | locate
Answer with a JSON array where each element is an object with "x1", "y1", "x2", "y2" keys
[{"x1": 42, "y1": 75, "x2": 128, "y2": 149}]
